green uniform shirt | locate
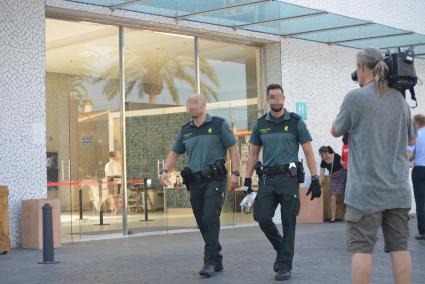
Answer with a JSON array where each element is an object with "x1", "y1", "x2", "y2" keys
[
  {"x1": 250, "y1": 109, "x2": 312, "y2": 167},
  {"x1": 172, "y1": 114, "x2": 237, "y2": 172}
]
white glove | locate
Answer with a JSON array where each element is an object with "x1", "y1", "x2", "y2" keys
[{"x1": 240, "y1": 192, "x2": 257, "y2": 214}]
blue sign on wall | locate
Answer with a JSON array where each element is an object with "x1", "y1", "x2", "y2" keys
[
  {"x1": 295, "y1": 102, "x2": 308, "y2": 121},
  {"x1": 81, "y1": 136, "x2": 91, "y2": 145}
]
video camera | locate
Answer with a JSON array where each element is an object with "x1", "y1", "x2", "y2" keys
[{"x1": 351, "y1": 47, "x2": 418, "y2": 107}]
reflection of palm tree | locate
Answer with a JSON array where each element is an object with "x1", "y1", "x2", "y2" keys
[
  {"x1": 100, "y1": 52, "x2": 219, "y2": 104},
  {"x1": 47, "y1": 52, "x2": 99, "y2": 112}
]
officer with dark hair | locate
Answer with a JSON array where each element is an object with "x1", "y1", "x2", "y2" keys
[
  {"x1": 160, "y1": 94, "x2": 240, "y2": 278},
  {"x1": 243, "y1": 84, "x2": 321, "y2": 281}
]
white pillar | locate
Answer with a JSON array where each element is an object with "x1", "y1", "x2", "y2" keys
[{"x1": 0, "y1": 0, "x2": 46, "y2": 247}]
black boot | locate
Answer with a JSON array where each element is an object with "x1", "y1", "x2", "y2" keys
[
  {"x1": 199, "y1": 264, "x2": 216, "y2": 278},
  {"x1": 275, "y1": 268, "x2": 291, "y2": 281}
]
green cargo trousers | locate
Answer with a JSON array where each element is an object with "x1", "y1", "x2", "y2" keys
[
  {"x1": 188, "y1": 177, "x2": 226, "y2": 265},
  {"x1": 253, "y1": 174, "x2": 300, "y2": 272}
]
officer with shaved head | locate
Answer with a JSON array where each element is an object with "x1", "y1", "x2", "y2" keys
[{"x1": 160, "y1": 94, "x2": 240, "y2": 278}]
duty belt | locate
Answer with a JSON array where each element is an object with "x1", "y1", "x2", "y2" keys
[
  {"x1": 255, "y1": 162, "x2": 298, "y2": 178},
  {"x1": 181, "y1": 162, "x2": 227, "y2": 183}
]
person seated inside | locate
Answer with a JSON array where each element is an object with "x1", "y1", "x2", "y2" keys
[{"x1": 104, "y1": 151, "x2": 122, "y2": 215}]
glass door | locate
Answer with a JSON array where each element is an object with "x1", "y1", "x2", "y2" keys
[
  {"x1": 199, "y1": 39, "x2": 261, "y2": 227},
  {"x1": 46, "y1": 84, "x2": 73, "y2": 242},
  {"x1": 124, "y1": 28, "x2": 196, "y2": 234},
  {"x1": 46, "y1": 19, "x2": 122, "y2": 241}
]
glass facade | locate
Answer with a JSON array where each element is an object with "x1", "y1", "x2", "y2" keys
[
  {"x1": 46, "y1": 20, "x2": 123, "y2": 241},
  {"x1": 46, "y1": 18, "x2": 263, "y2": 242}
]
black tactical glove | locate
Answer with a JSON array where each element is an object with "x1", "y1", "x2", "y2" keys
[
  {"x1": 243, "y1": 178, "x2": 253, "y2": 195},
  {"x1": 306, "y1": 176, "x2": 321, "y2": 200}
]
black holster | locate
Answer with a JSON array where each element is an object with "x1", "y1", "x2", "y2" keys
[
  {"x1": 255, "y1": 161, "x2": 264, "y2": 176},
  {"x1": 296, "y1": 161, "x2": 305, "y2": 183},
  {"x1": 180, "y1": 167, "x2": 191, "y2": 187},
  {"x1": 208, "y1": 161, "x2": 227, "y2": 178}
]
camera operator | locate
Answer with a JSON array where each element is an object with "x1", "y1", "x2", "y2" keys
[{"x1": 331, "y1": 47, "x2": 416, "y2": 284}]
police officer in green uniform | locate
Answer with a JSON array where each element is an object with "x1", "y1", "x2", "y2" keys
[
  {"x1": 243, "y1": 84, "x2": 321, "y2": 281},
  {"x1": 160, "y1": 94, "x2": 240, "y2": 278}
]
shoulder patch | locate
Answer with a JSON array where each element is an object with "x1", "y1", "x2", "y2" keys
[
  {"x1": 257, "y1": 113, "x2": 267, "y2": 121},
  {"x1": 290, "y1": 112, "x2": 301, "y2": 120},
  {"x1": 181, "y1": 121, "x2": 191, "y2": 131}
]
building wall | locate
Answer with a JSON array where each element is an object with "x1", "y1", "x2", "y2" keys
[
  {"x1": 282, "y1": 0, "x2": 425, "y2": 155},
  {"x1": 281, "y1": 38, "x2": 425, "y2": 178},
  {"x1": 0, "y1": 0, "x2": 46, "y2": 247},
  {"x1": 277, "y1": 37, "x2": 425, "y2": 222},
  {"x1": 264, "y1": 42, "x2": 283, "y2": 88}
]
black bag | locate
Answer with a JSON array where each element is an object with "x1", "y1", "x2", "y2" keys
[{"x1": 386, "y1": 48, "x2": 418, "y2": 107}]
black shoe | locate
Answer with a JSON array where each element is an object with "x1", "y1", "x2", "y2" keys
[
  {"x1": 199, "y1": 264, "x2": 216, "y2": 278},
  {"x1": 275, "y1": 269, "x2": 291, "y2": 281},
  {"x1": 415, "y1": 234, "x2": 425, "y2": 240}
]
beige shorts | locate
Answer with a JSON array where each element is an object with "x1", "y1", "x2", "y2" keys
[{"x1": 346, "y1": 206, "x2": 410, "y2": 254}]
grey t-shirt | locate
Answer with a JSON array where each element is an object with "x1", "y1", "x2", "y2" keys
[{"x1": 333, "y1": 84, "x2": 416, "y2": 213}]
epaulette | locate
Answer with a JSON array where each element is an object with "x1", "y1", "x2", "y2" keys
[{"x1": 290, "y1": 112, "x2": 301, "y2": 120}]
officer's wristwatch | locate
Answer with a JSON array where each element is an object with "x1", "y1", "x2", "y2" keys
[
  {"x1": 231, "y1": 171, "x2": 240, "y2": 177},
  {"x1": 311, "y1": 175, "x2": 319, "y2": 181}
]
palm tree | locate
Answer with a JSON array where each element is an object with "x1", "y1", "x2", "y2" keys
[{"x1": 99, "y1": 52, "x2": 220, "y2": 104}]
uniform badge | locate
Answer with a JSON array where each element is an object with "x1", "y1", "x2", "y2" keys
[{"x1": 260, "y1": 128, "x2": 271, "y2": 134}]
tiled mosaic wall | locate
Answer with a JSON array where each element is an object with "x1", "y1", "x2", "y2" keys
[
  {"x1": 125, "y1": 105, "x2": 259, "y2": 191},
  {"x1": 264, "y1": 42, "x2": 283, "y2": 89},
  {"x1": 280, "y1": 37, "x2": 425, "y2": 178},
  {"x1": 126, "y1": 112, "x2": 190, "y2": 188},
  {"x1": 0, "y1": 0, "x2": 46, "y2": 247}
]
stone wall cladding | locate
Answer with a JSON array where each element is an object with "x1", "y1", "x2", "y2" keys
[{"x1": 0, "y1": 0, "x2": 46, "y2": 247}]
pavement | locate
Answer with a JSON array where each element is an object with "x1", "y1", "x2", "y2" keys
[{"x1": 1, "y1": 221, "x2": 425, "y2": 284}]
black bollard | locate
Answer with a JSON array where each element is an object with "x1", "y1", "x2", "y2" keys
[
  {"x1": 144, "y1": 177, "x2": 149, "y2": 221},
  {"x1": 79, "y1": 188, "x2": 83, "y2": 220},
  {"x1": 140, "y1": 177, "x2": 153, "y2": 222},
  {"x1": 39, "y1": 203, "x2": 58, "y2": 264},
  {"x1": 100, "y1": 209, "x2": 104, "y2": 225}
]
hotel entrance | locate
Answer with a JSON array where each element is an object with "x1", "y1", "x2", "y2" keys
[{"x1": 46, "y1": 18, "x2": 263, "y2": 242}]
